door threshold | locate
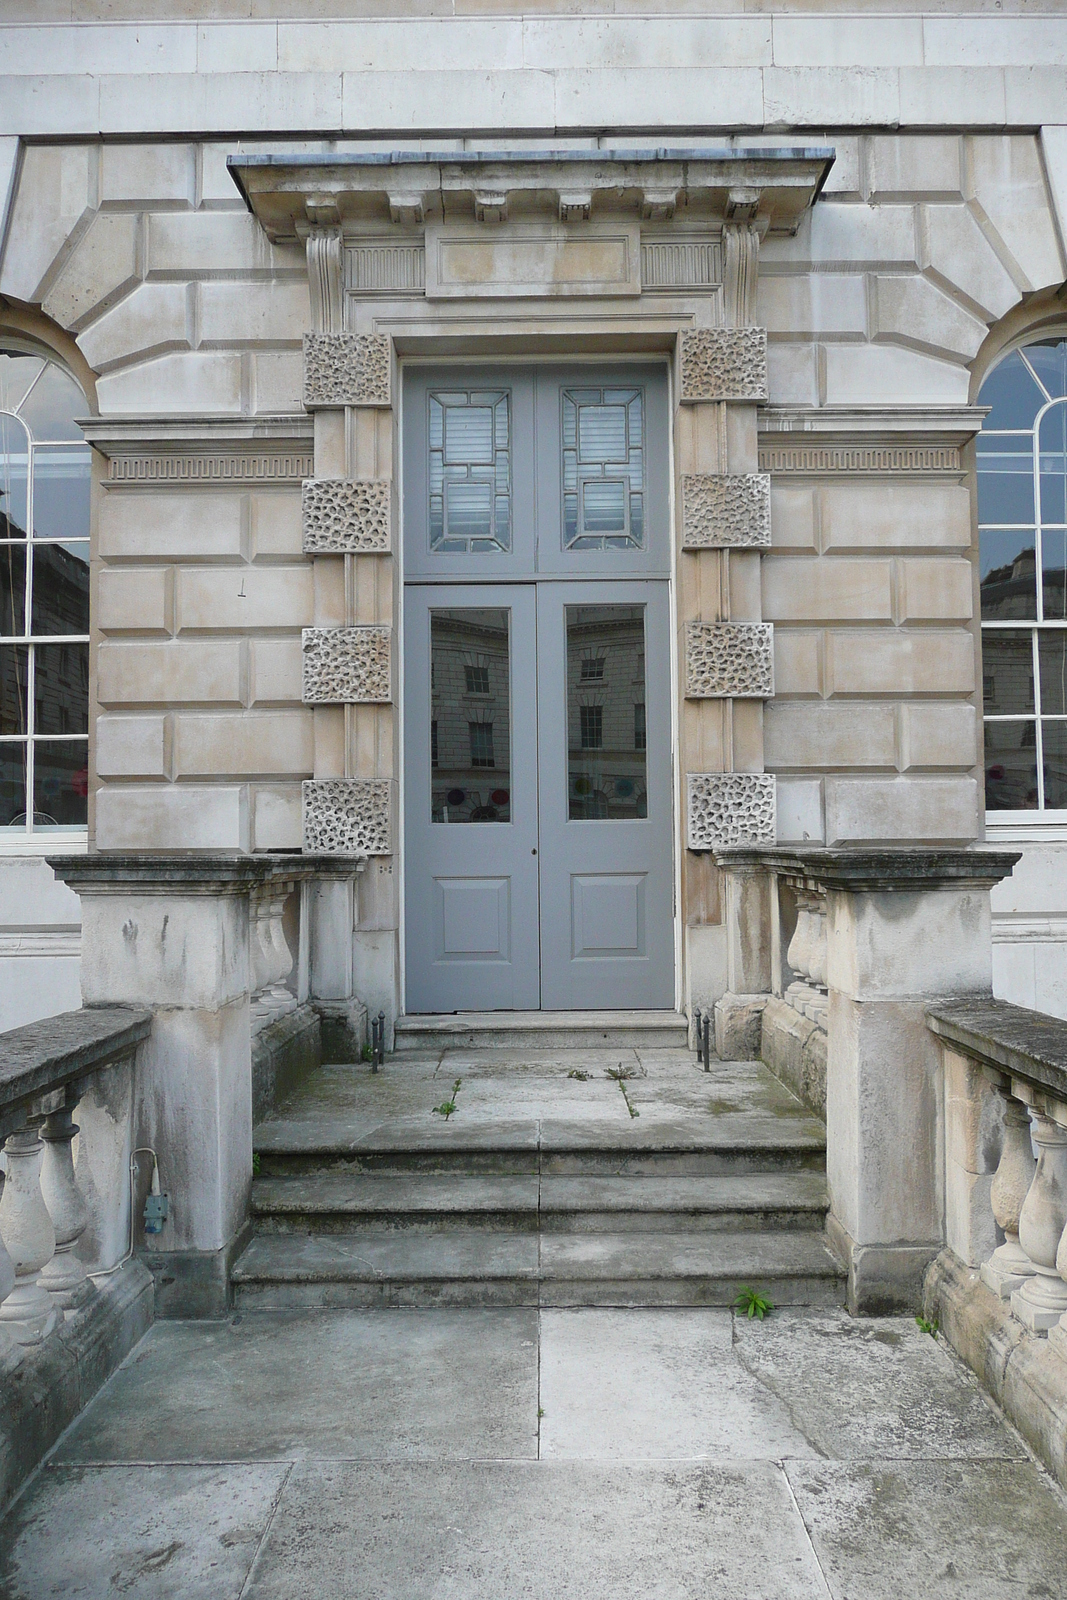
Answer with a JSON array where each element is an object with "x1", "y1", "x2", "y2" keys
[{"x1": 393, "y1": 1010, "x2": 689, "y2": 1054}]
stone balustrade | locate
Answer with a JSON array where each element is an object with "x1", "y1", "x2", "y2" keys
[
  {"x1": 0, "y1": 1007, "x2": 150, "y2": 1354},
  {"x1": 927, "y1": 998, "x2": 1067, "y2": 1353}
]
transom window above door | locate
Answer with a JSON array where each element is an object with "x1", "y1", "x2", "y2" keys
[{"x1": 405, "y1": 364, "x2": 669, "y2": 581}]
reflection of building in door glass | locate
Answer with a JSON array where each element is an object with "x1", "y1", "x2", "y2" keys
[
  {"x1": 567, "y1": 605, "x2": 647, "y2": 820},
  {"x1": 430, "y1": 608, "x2": 511, "y2": 823}
]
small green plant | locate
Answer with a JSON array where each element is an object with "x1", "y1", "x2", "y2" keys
[
  {"x1": 432, "y1": 1078, "x2": 463, "y2": 1118},
  {"x1": 251, "y1": 1152, "x2": 261, "y2": 1177},
  {"x1": 916, "y1": 1314, "x2": 939, "y2": 1337},
  {"x1": 361, "y1": 1043, "x2": 373, "y2": 1062},
  {"x1": 537, "y1": 1407, "x2": 545, "y2": 1419},
  {"x1": 605, "y1": 1066, "x2": 635, "y2": 1082},
  {"x1": 567, "y1": 1069, "x2": 590, "y2": 1082},
  {"x1": 735, "y1": 1286, "x2": 774, "y2": 1320}
]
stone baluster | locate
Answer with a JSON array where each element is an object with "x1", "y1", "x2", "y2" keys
[
  {"x1": 250, "y1": 881, "x2": 297, "y2": 1027},
  {"x1": 38, "y1": 1098, "x2": 93, "y2": 1311},
  {"x1": 1010, "y1": 1109, "x2": 1067, "y2": 1332},
  {"x1": 980, "y1": 1089, "x2": 1038, "y2": 1298},
  {"x1": 786, "y1": 894, "x2": 814, "y2": 982},
  {"x1": 807, "y1": 899, "x2": 827, "y2": 990},
  {"x1": 0, "y1": 1122, "x2": 59, "y2": 1345}
]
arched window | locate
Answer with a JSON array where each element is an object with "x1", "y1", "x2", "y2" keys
[
  {"x1": 0, "y1": 350, "x2": 89, "y2": 836},
  {"x1": 978, "y1": 339, "x2": 1067, "y2": 815}
]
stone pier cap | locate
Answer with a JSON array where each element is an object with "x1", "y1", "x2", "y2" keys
[
  {"x1": 927, "y1": 997, "x2": 1067, "y2": 1105},
  {"x1": 46, "y1": 853, "x2": 367, "y2": 897},
  {"x1": 713, "y1": 845, "x2": 1021, "y2": 895},
  {"x1": 229, "y1": 146, "x2": 835, "y2": 243}
]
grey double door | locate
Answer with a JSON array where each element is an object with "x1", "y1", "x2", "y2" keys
[{"x1": 403, "y1": 365, "x2": 674, "y2": 1013}]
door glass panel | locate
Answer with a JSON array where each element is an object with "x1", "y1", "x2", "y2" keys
[
  {"x1": 428, "y1": 390, "x2": 511, "y2": 553},
  {"x1": 562, "y1": 387, "x2": 644, "y2": 551},
  {"x1": 566, "y1": 605, "x2": 647, "y2": 819},
  {"x1": 431, "y1": 608, "x2": 511, "y2": 823}
]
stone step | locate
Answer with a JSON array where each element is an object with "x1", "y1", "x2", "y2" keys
[
  {"x1": 392, "y1": 1010, "x2": 690, "y2": 1054},
  {"x1": 250, "y1": 1170, "x2": 829, "y2": 1235},
  {"x1": 231, "y1": 1228, "x2": 846, "y2": 1310}
]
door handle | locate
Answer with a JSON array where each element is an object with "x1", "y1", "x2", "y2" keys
[{"x1": 531, "y1": 848, "x2": 537, "y2": 855}]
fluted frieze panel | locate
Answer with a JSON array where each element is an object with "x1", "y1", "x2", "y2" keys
[
  {"x1": 687, "y1": 773, "x2": 777, "y2": 850},
  {"x1": 680, "y1": 328, "x2": 767, "y2": 403},
  {"x1": 302, "y1": 478, "x2": 392, "y2": 553},
  {"x1": 302, "y1": 779, "x2": 392, "y2": 855},
  {"x1": 685, "y1": 622, "x2": 774, "y2": 698},
  {"x1": 682, "y1": 473, "x2": 771, "y2": 549},
  {"x1": 303, "y1": 333, "x2": 391, "y2": 408},
  {"x1": 302, "y1": 627, "x2": 392, "y2": 704}
]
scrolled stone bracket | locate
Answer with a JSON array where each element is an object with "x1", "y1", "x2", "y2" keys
[
  {"x1": 687, "y1": 773, "x2": 776, "y2": 850},
  {"x1": 682, "y1": 473, "x2": 771, "y2": 550},
  {"x1": 302, "y1": 626, "x2": 393, "y2": 705},
  {"x1": 679, "y1": 327, "x2": 768, "y2": 404},
  {"x1": 685, "y1": 621, "x2": 774, "y2": 699},
  {"x1": 303, "y1": 332, "x2": 391, "y2": 409},
  {"x1": 303, "y1": 778, "x2": 393, "y2": 856},
  {"x1": 301, "y1": 477, "x2": 392, "y2": 554}
]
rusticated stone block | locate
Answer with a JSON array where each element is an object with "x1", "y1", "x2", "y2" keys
[
  {"x1": 682, "y1": 473, "x2": 771, "y2": 549},
  {"x1": 679, "y1": 327, "x2": 768, "y2": 402},
  {"x1": 302, "y1": 779, "x2": 392, "y2": 855},
  {"x1": 687, "y1": 772, "x2": 776, "y2": 849},
  {"x1": 303, "y1": 333, "x2": 391, "y2": 408},
  {"x1": 685, "y1": 622, "x2": 774, "y2": 698},
  {"x1": 302, "y1": 478, "x2": 391, "y2": 554},
  {"x1": 301, "y1": 627, "x2": 392, "y2": 705}
]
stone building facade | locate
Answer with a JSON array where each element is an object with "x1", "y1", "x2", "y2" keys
[{"x1": 1, "y1": 5, "x2": 1067, "y2": 1030}]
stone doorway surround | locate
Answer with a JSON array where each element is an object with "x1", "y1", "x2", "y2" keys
[{"x1": 230, "y1": 145, "x2": 832, "y2": 1027}]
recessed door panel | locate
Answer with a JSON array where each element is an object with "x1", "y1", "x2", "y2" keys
[
  {"x1": 571, "y1": 873, "x2": 646, "y2": 958},
  {"x1": 434, "y1": 877, "x2": 511, "y2": 961}
]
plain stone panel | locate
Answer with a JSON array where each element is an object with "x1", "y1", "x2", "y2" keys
[
  {"x1": 1040, "y1": 127, "x2": 1067, "y2": 264},
  {"x1": 872, "y1": 274, "x2": 988, "y2": 362},
  {"x1": 0, "y1": 24, "x2": 196, "y2": 76},
  {"x1": 824, "y1": 776, "x2": 979, "y2": 845},
  {"x1": 823, "y1": 344, "x2": 971, "y2": 405},
  {"x1": 0, "y1": 143, "x2": 95, "y2": 301},
  {"x1": 97, "y1": 641, "x2": 243, "y2": 706},
  {"x1": 1031, "y1": 939, "x2": 1067, "y2": 1024},
  {"x1": 776, "y1": 778, "x2": 824, "y2": 843},
  {"x1": 253, "y1": 785, "x2": 302, "y2": 851},
  {"x1": 172, "y1": 711, "x2": 313, "y2": 778},
  {"x1": 97, "y1": 566, "x2": 169, "y2": 632},
  {"x1": 280, "y1": 18, "x2": 524, "y2": 72},
  {"x1": 343, "y1": 67, "x2": 554, "y2": 131},
  {"x1": 945, "y1": 1160, "x2": 997, "y2": 1267},
  {"x1": 0, "y1": 954, "x2": 81, "y2": 1034},
  {"x1": 763, "y1": 67, "x2": 899, "y2": 128},
  {"x1": 828, "y1": 885, "x2": 992, "y2": 1002},
  {"x1": 78, "y1": 280, "x2": 190, "y2": 371},
  {"x1": 95, "y1": 714, "x2": 168, "y2": 779},
  {"x1": 95, "y1": 350, "x2": 244, "y2": 415},
  {"x1": 968, "y1": 134, "x2": 1065, "y2": 293},
  {"x1": 42, "y1": 212, "x2": 140, "y2": 331},
  {"x1": 821, "y1": 482, "x2": 971, "y2": 552},
  {"x1": 755, "y1": 272, "x2": 866, "y2": 337},
  {"x1": 525, "y1": 17, "x2": 772, "y2": 71},
  {"x1": 99, "y1": 71, "x2": 344, "y2": 137},
  {"x1": 100, "y1": 490, "x2": 244, "y2": 561},
  {"x1": 78, "y1": 886, "x2": 248, "y2": 1010},
  {"x1": 765, "y1": 702, "x2": 896, "y2": 770},
  {"x1": 992, "y1": 938, "x2": 1038, "y2": 1012},
  {"x1": 198, "y1": 279, "x2": 310, "y2": 346},
  {"x1": 825, "y1": 630, "x2": 974, "y2": 696},
  {"x1": 147, "y1": 210, "x2": 298, "y2": 274},
  {"x1": 943, "y1": 1048, "x2": 998, "y2": 1177},
  {"x1": 920, "y1": 203, "x2": 1020, "y2": 319},
  {"x1": 815, "y1": 135, "x2": 861, "y2": 198},
  {"x1": 899, "y1": 66, "x2": 1007, "y2": 128},
  {"x1": 196, "y1": 20, "x2": 279, "y2": 74},
  {"x1": 899, "y1": 558, "x2": 973, "y2": 621},
  {"x1": 899, "y1": 703, "x2": 977, "y2": 770},
  {"x1": 990, "y1": 844, "x2": 1067, "y2": 916},
  {"x1": 765, "y1": 343, "x2": 818, "y2": 405},
  {"x1": 0, "y1": 856, "x2": 80, "y2": 925},
  {"x1": 177, "y1": 565, "x2": 314, "y2": 631},
  {"x1": 763, "y1": 557, "x2": 893, "y2": 622},
  {"x1": 250, "y1": 637, "x2": 302, "y2": 703},
  {"x1": 0, "y1": 1463, "x2": 286, "y2": 1600},
  {"x1": 552, "y1": 68, "x2": 764, "y2": 131},
  {"x1": 1005, "y1": 67, "x2": 1067, "y2": 126},
  {"x1": 773, "y1": 630, "x2": 820, "y2": 695},
  {"x1": 251, "y1": 493, "x2": 302, "y2": 559},
  {"x1": 765, "y1": 202, "x2": 916, "y2": 269},
  {"x1": 867, "y1": 134, "x2": 962, "y2": 198},
  {"x1": 770, "y1": 17, "x2": 922, "y2": 67},
  {"x1": 99, "y1": 140, "x2": 195, "y2": 203},
  {"x1": 95, "y1": 784, "x2": 247, "y2": 851},
  {"x1": 925, "y1": 16, "x2": 1067, "y2": 68},
  {"x1": 0, "y1": 74, "x2": 100, "y2": 141},
  {"x1": 769, "y1": 486, "x2": 816, "y2": 551},
  {"x1": 252, "y1": 350, "x2": 304, "y2": 413}
]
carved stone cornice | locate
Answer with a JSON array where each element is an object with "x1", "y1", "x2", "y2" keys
[
  {"x1": 78, "y1": 415, "x2": 314, "y2": 485},
  {"x1": 757, "y1": 405, "x2": 986, "y2": 475}
]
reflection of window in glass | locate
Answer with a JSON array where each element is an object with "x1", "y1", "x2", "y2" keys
[
  {"x1": 634, "y1": 703, "x2": 646, "y2": 751},
  {"x1": 580, "y1": 656, "x2": 605, "y2": 681},
  {"x1": 0, "y1": 350, "x2": 89, "y2": 833},
  {"x1": 561, "y1": 387, "x2": 645, "y2": 551},
  {"x1": 567, "y1": 605, "x2": 647, "y2": 820},
  {"x1": 469, "y1": 722, "x2": 495, "y2": 767},
  {"x1": 464, "y1": 663, "x2": 490, "y2": 694},
  {"x1": 428, "y1": 390, "x2": 511, "y2": 554},
  {"x1": 430, "y1": 608, "x2": 510, "y2": 823}
]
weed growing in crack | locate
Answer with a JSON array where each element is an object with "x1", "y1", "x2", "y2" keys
[
  {"x1": 567, "y1": 1069, "x2": 590, "y2": 1082},
  {"x1": 432, "y1": 1077, "x2": 463, "y2": 1119},
  {"x1": 735, "y1": 1286, "x2": 774, "y2": 1320},
  {"x1": 916, "y1": 1314, "x2": 939, "y2": 1337},
  {"x1": 606, "y1": 1065, "x2": 640, "y2": 1118}
]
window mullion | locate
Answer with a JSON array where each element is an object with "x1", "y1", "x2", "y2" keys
[{"x1": 1034, "y1": 627, "x2": 1045, "y2": 810}]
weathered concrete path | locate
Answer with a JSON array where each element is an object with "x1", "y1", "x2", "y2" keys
[{"x1": 3, "y1": 1301, "x2": 1067, "y2": 1597}]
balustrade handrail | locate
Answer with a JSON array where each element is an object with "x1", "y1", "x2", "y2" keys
[
  {"x1": 0, "y1": 1006, "x2": 151, "y2": 1142},
  {"x1": 926, "y1": 997, "x2": 1067, "y2": 1106}
]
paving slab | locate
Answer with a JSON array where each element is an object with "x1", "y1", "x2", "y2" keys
[
  {"x1": 55, "y1": 1310, "x2": 539, "y2": 1464},
  {"x1": 0, "y1": 1463, "x2": 287, "y2": 1600},
  {"x1": 786, "y1": 1458, "x2": 1067, "y2": 1599},
  {"x1": 735, "y1": 1310, "x2": 1024, "y2": 1461},
  {"x1": 539, "y1": 1309, "x2": 819, "y2": 1460},
  {"x1": 240, "y1": 1460, "x2": 826, "y2": 1600}
]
